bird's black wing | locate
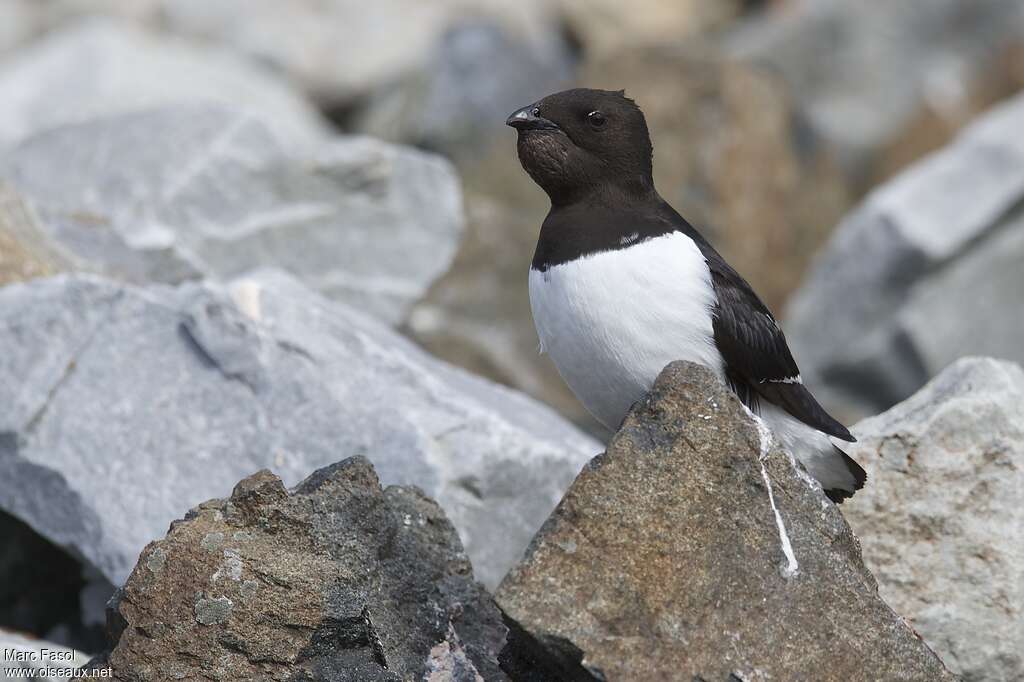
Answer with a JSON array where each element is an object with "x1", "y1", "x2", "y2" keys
[
  {"x1": 654, "y1": 202, "x2": 855, "y2": 442},
  {"x1": 706, "y1": 253, "x2": 854, "y2": 442}
]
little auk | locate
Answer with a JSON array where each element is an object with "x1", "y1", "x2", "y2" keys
[{"x1": 507, "y1": 88, "x2": 865, "y2": 502}]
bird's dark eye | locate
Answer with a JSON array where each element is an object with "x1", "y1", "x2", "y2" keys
[
  {"x1": 587, "y1": 111, "x2": 606, "y2": 128},
  {"x1": 531, "y1": 107, "x2": 540, "y2": 116}
]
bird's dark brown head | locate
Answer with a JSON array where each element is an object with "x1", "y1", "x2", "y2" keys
[{"x1": 507, "y1": 88, "x2": 654, "y2": 206}]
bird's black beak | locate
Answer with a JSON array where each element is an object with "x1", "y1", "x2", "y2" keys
[{"x1": 506, "y1": 105, "x2": 560, "y2": 132}]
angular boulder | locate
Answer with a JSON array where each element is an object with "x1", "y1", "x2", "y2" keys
[
  {"x1": 0, "y1": 272, "x2": 598, "y2": 605},
  {"x1": 352, "y1": 20, "x2": 574, "y2": 161},
  {"x1": 0, "y1": 105, "x2": 463, "y2": 325},
  {"x1": 727, "y1": 0, "x2": 1024, "y2": 186},
  {"x1": 497, "y1": 362, "x2": 954, "y2": 681},
  {"x1": 0, "y1": 19, "x2": 329, "y2": 150},
  {"x1": 89, "y1": 458, "x2": 598, "y2": 681},
  {"x1": 844, "y1": 357, "x2": 1024, "y2": 681},
  {"x1": 785, "y1": 90, "x2": 1024, "y2": 418}
]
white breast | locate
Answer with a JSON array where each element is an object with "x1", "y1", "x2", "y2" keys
[{"x1": 529, "y1": 231, "x2": 724, "y2": 429}]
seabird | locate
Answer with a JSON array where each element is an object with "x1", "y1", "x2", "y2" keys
[{"x1": 507, "y1": 88, "x2": 865, "y2": 502}]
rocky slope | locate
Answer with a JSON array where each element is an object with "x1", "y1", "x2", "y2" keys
[
  {"x1": 0, "y1": 3, "x2": 1020, "y2": 676},
  {"x1": 77, "y1": 360, "x2": 1006, "y2": 681},
  {"x1": 11, "y1": 339, "x2": 1009, "y2": 679}
]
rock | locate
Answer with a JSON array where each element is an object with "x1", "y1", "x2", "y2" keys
[
  {"x1": 0, "y1": 1, "x2": 161, "y2": 56},
  {"x1": 89, "y1": 458, "x2": 599, "y2": 681},
  {"x1": 843, "y1": 357, "x2": 1024, "y2": 682},
  {"x1": 0, "y1": 628, "x2": 89, "y2": 679},
  {"x1": 559, "y1": 0, "x2": 741, "y2": 56},
  {"x1": 496, "y1": 361, "x2": 954, "y2": 680},
  {"x1": 0, "y1": 182, "x2": 70, "y2": 286},
  {"x1": 0, "y1": 18, "x2": 330, "y2": 150},
  {"x1": 785, "y1": 91, "x2": 1024, "y2": 419},
  {"x1": 898, "y1": 212, "x2": 1024, "y2": 391},
  {"x1": 0, "y1": 1, "x2": 37, "y2": 55},
  {"x1": 152, "y1": 0, "x2": 560, "y2": 106},
  {"x1": 0, "y1": 272, "x2": 598, "y2": 610},
  {"x1": 352, "y1": 20, "x2": 575, "y2": 161},
  {"x1": 727, "y1": 0, "x2": 1024, "y2": 189},
  {"x1": 0, "y1": 105, "x2": 464, "y2": 325}
]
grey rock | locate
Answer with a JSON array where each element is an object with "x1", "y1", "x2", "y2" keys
[
  {"x1": 0, "y1": 1, "x2": 161, "y2": 57},
  {"x1": 899, "y1": 212, "x2": 1024, "y2": 383},
  {"x1": 91, "y1": 459, "x2": 598, "y2": 681},
  {"x1": 785, "y1": 91, "x2": 1024, "y2": 418},
  {"x1": 0, "y1": 628, "x2": 89, "y2": 679},
  {"x1": 0, "y1": 18, "x2": 330, "y2": 150},
  {"x1": 844, "y1": 357, "x2": 1024, "y2": 682},
  {"x1": 0, "y1": 272, "x2": 599, "y2": 598},
  {"x1": 353, "y1": 21, "x2": 575, "y2": 160},
  {"x1": 0, "y1": 105, "x2": 464, "y2": 325},
  {"x1": 727, "y1": 0, "x2": 1024, "y2": 184},
  {"x1": 152, "y1": 0, "x2": 559, "y2": 104},
  {"x1": 497, "y1": 361, "x2": 954, "y2": 680}
]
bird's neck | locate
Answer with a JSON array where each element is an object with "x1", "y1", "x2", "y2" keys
[
  {"x1": 548, "y1": 176, "x2": 657, "y2": 211},
  {"x1": 533, "y1": 186, "x2": 677, "y2": 272}
]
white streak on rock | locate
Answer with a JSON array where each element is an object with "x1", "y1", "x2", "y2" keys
[
  {"x1": 230, "y1": 279, "x2": 263, "y2": 322},
  {"x1": 753, "y1": 415, "x2": 799, "y2": 578}
]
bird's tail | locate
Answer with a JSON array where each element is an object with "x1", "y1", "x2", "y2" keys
[{"x1": 823, "y1": 446, "x2": 867, "y2": 504}]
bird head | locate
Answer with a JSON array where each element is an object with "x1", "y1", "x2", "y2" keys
[{"x1": 507, "y1": 88, "x2": 654, "y2": 206}]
